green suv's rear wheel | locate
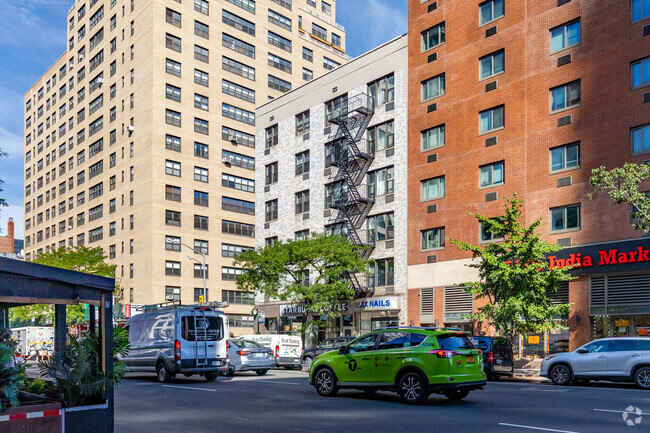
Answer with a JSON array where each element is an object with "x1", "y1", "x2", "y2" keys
[
  {"x1": 444, "y1": 389, "x2": 469, "y2": 401},
  {"x1": 314, "y1": 368, "x2": 338, "y2": 397},
  {"x1": 398, "y1": 372, "x2": 429, "y2": 405}
]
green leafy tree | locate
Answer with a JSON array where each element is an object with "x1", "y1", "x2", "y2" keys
[
  {"x1": 589, "y1": 163, "x2": 650, "y2": 233},
  {"x1": 234, "y1": 234, "x2": 368, "y2": 344},
  {"x1": 449, "y1": 195, "x2": 572, "y2": 349},
  {"x1": 10, "y1": 247, "x2": 117, "y2": 325}
]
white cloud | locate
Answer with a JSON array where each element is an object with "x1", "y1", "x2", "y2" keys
[{"x1": 0, "y1": 1, "x2": 69, "y2": 49}]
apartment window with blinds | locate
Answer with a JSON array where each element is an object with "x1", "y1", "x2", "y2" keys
[
  {"x1": 222, "y1": 10, "x2": 255, "y2": 36},
  {"x1": 296, "y1": 110, "x2": 310, "y2": 135},
  {"x1": 421, "y1": 176, "x2": 444, "y2": 201},
  {"x1": 194, "y1": 21, "x2": 209, "y2": 39},
  {"x1": 268, "y1": 9, "x2": 291, "y2": 31},
  {"x1": 222, "y1": 220, "x2": 254, "y2": 237},
  {"x1": 265, "y1": 162, "x2": 278, "y2": 185},
  {"x1": 422, "y1": 22, "x2": 445, "y2": 52},
  {"x1": 194, "y1": 45, "x2": 209, "y2": 63},
  {"x1": 268, "y1": 31, "x2": 291, "y2": 52},
  {"x1": 166, "y1": 210, "x2": 181, "y2": 226},
  {"x1": 368, "y1": 74, "x2": 394, "y2": 106},
  {"x1": 295, "y1": 190, "x2": 310, "y2": 214},
  {"x1": 422, "y1": 227, "x2": 445, "y2": 250},
  {"x1": 367, "y1": 212, "x2": 394, "y2": 243},
  {"x1": 195, "y1": 0, "x2": 209, "y2": 15},
  {"x1": 166, "y1": 134, "x2": 181, "y2": 152},
  {"x1": 368, "y1": 120, "x2": 394, "y2": 152},
  {"x1": 222, "y1": 173, "x2": 255, "y2": 192},
  {"x1": 268, "y1": 53, "x2": 292, "y2": 73},
  {"x1": 222, "y1": 290, "x2": 254, "y2": 305},
  {"x1": 265, "y1": 199, "x2": 278, "y2": 222},
  {"x1": 166, "y1": 33, "x2": 181, "y2": 52},
  {"x1": 222, "y1": 56, "x2": 255, "y2": 81},
  {"x1": 222, "y1": 197, "x2": 254, "y2": 215},
  {"x1": 268, "y1": 75, "x2": 291, "y2": 93},
  {"x1": 194, "y1": 215, "x2": 209, "y2": 230},
  {"x1": 266, "y1": 125, "x2": 278, "y2": 148},
  {"x1": 222, "y1": 103, "x2": 255, "y2": 125},
  {"x1": 226, "y1": 0, "x2": 255, "y2": 13},
  {"x1": 421, "y1": 124, "x2": 445, "y2": 151},
  {"x1": 295, "y1": 151, "x2": 309, "y2": 175},
  {"x1": 195, "y1": 69, "x2": 209, "y2": 86},
  {"x1": 222, "y1": 33, "x2": 254, "y2": 58},
  {"x1": 368, "y1": 166, "x2": 394, "y2": 198},
  {"x1": 195, "y1": 142, "x2": 209, "y2": 159},
  {"x1": 166, "y1": 185, "x2": 181, "y2": 202},
  {"x1": 222, "y1": 150, "x2": 254, "y2": 170},
  {"x1": 222, "y1": 80, "x2": 255, "y2": 103},
  {"x1": 221, "y1": 243, "x2": 252, "y2": 258}
]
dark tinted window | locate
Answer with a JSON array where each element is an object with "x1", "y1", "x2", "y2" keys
[
  {"x1": 410, "y1": 333, "x2": 427, "y2": 347},
  {"x1": 470, "y1": 337, "x2": 490, "y2": 350},
  {"x1": 181, "y1": 315, "x2": 223, "y2": 341},
  {"x1": 378, "y1": 332, "x2": 409, "y2": 350},
  {"x1": 611, "y1": 339, "x2": 640, "y2": 352},
  {"x1": 437, "y1": 334, "x2": 474, "y2": 350}
]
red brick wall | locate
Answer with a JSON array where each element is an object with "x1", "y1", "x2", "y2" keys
[{"x1": 0, "y1": 220, "x2": 14, "y2": 255}]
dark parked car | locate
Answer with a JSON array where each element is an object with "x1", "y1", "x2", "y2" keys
[
  {"x1": 300, "y1": 337, "x2": 355, "y2": 370},
  {"x1": 470, "y1": 336, "x2": 514, "y2": 380}
]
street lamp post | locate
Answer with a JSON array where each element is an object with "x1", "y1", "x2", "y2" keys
[{"x1": 176, "y1": 241, "x2": 207, "y2": 305}]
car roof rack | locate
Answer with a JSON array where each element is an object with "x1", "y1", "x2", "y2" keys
[
  {"x1": 136, "y1": 301, "x2": 229, "y2": 312},
  {"x1": 374, "y1": 326, "x2": 462, "y2": 332}
]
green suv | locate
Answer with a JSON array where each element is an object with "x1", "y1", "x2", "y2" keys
[{"x1": 308, "y1": 327, "x2": 486, "y2": 404}]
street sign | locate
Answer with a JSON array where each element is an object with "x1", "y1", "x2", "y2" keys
[
  {"x1": 258, "y1": 311, "x2": 265, "y2": 324},
  {"x1": 198, "y1": 295, "x2": 204, "y2": 304}
]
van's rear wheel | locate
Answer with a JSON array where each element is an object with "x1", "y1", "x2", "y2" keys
[
  {"x1": 204, "y1": 372, "x2": 218, "y2": 382},
  {"x1": 157, "y1": 362, "x2": 172, "y2": 383},
  {"x1": 255, "y1": 369, "x2": 268, "y2": 376}
]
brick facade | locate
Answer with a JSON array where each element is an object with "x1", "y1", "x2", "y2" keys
[{"x1": 0, "y1": 219, "x2": 15, "y2": 256}]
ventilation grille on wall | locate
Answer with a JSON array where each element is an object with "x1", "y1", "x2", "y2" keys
[
  {"x1": 420, "y1": 287, "x2": 435, "y2": 324},
  {"x1": 485, "y1": 136, "x2": 498, "y2": 146},
  {"x1": 427, "y1": 204, "x2": 437, "y2": 213},
  {"x1": 427, "y1": 1, "x2": 438, "y2": 13},
  {"x1": 427, "y1": 153, "x2": 438, "y2": 163},
  {"x1": 546, "y1": 281, "x2": 570, "y2": 305},
  {"x1": 557, "y1": 115, "x2": 572, "y2": 127},
  {"x1": 557, "y1": 54, "x2": 572, "y2": 67},
  {"x1": 443, "y1": 286, "x2": 473, "y2": 322},
  {"x1": 557, "y1": 237, "x2": 572, "y2": 247},
  {"x1": 426, "y1": 255, "x2": 437, "y2": 263},
  {"x1": 428, "y1": 52, "x2": 438, "y2": 63},
  {"x1": 486, "y1": 26, "x2": 497, "y2": 37},
  {"x1": 485, "y1": 81, "x2": 497, "y2": 92},
  {"x1": 643, "y1": 24, "x2": 650, "y2": 37},
  {"x1": 485, "y1": 192, "x2": 497, "y2": 202},
  {"x1": 557, "y1": 176, "x2": 572, "y2": 187},
  {"x1": 427, "y1": 103, "x2": 438, "y2": 113}
]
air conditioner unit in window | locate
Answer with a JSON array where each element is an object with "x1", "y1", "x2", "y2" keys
[
  {"x1": 228, "y1": 136, "x2": 238, "y2": 145},
  {"x1": 69, "y1": 64, "x2": 74, "y2": 70},
  {"x1": 79, "y1": 54, "x2": 84, "y2": 60},
  {"x1": 166, "y1": 294, "x2": 175, "y2": 301},
  {"x1": 126, "y1": 125, "x2": 134, "y2": 132},
  {"x1": 221, "y1": 157, "x2": 232, "y2": 166},
  {"x1": 97, "y1": 77, "x2": 104, "y2": 84}
]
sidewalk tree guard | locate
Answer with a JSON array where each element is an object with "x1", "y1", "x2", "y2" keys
[{"x1": 0, "y1": 257, "x2": 116, "y2": 433}]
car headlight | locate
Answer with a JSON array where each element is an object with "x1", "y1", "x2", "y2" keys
[{"x1": 544, "y1": 355, "x2": 556, "y2": 361}]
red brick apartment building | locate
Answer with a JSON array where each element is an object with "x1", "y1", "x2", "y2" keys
[{"x1": 407, "y1": 0, "x2": 650, "y2": 356}]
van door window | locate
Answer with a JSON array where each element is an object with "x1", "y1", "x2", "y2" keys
[{"x1": 181, "y1": 316, "x2": 223, "y2": 341}]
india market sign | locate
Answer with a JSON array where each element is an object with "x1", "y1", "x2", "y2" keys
[{"x1": 545, "y1": 238, "x2": 650, "y2": 274}]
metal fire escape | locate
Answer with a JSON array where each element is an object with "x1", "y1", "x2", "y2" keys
[{"x1": 326, "y1": 93, "x2": 375, "y2": 298}]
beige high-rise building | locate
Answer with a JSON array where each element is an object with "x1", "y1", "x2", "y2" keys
[{"x1": 23, "y1": 0, "x2": 348, "y2": 335}]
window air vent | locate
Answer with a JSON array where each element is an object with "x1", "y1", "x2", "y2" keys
[
  {"x1": 485, "y1": 136, "x2": 498, "y2": 147},
  {"x1": 264, "y1": 185, "x2": 270, "y2": 193},
  {"x1": 427, "y1": 103, "x2": 437, "y2": 113},
  {"x1": 557, "y1": 0, "x2": 571, "y2": 6},
  {"x1": 427, "y1": 52, "x2": 438, "y2": 63},
  {"x1": 644, "y1": 92, "x2": 650, "y2": 104},
  {"x1": 557, "y1": 54, "x2": 572, "y2": 67},
  {"x1": 427, "y1": 204, "x2": 437, "y2": 213},
  {"x1": 486, "y1": 26, "x2": 497, "y2": 38},
  {"x1": 485, "y1": 192, "x2": 497, "y2": 202},
  {"x1": 269, "y1": 116, "x2": 274, "y2": 122},
  {"x1": 557, "y1": 176, "x2": 572, "y2": 188},
  {"x1": 427, "y1": 153, "x2": 438, "y2": 163},
  {"x1": 557, "y1": 237, "x2": 572, "y2": 247},
  {"x1": 303, "y1": 213, "x2": 309, "y2": 220},
  {"x1": 323, "y1": 209, "x2": 331, "y2": 218},
  {"x1": 386, "y1": 148, "x2": 394, "y2": 157},
  {"x1": 323, "y1": 126, "x2": 331, "y2": 135},
  {"x1": 427, "y1": 2, "x2": 438, "y2": 13},
  {"x1": 264, "y1": 148, "x2": 270, "y2": 156},
  {"x1": 303, "y1": 172, "x2": 309, "y2": 180},
  {"x1": 264, "y1": 223, "x2": 270, "y2": 229},
  {"x1": 303, "y1": 132, "x2": 310, "y2": 140},
  {"x1": 427, "y1": 255, "x2": 437, "y2": 264},
  {"x1": 386, "y1": 101, "x2": 395, "y2": 111},
  {"x1": 643, "y1": 24, "x2": 650, "y2": 37},
  {"x1": 557, "y1": 115, "x2": 572, "y2": 127},
  {"x1": 485, "y1": 81, "x2": 497, "y2": 92}
]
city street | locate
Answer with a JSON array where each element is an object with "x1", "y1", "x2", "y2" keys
[{"x1": 115, "y1": 370, "x2": 649, "y2": 433}]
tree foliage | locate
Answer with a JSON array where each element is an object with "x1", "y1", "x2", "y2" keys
[
  {"x1": 10, "y1": 247, "x2": 117, "y2": 325},
  {"x1": 589, "y1": 163, "x2": 650, "y2": 233},
  {"x1": 449, "y1": 195, "x2": 572, "y2": 347},
  {"x1": 234, "y1": 234, "x2": 368, "y2": 340}
]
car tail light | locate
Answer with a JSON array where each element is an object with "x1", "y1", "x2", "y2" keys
[
  {"x1": 275, "y1": 345, "x2": 280, "y2": 358},
  {"x1": 236, "y1": 350, "x2": 250, "y2": 356},
  {"x1": 174, "y1": 340, "x2": 181, "y2": 361},
  {"x1": 267, "y1": 349, "x2": 274, "y2": 355},
  {"x1": 488, "y1": 351, "x2": 494, "y2": 362},
  {"x1": 428, "y1": 350, "x2": 461, "y2": 358},
  {"x1": 226, "y1": 341, "x2": 230, "y2": 349}
]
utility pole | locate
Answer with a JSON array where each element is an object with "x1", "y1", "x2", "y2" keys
[{"x1": 178, "y1": 241, "x2": 207, "y2": 305}]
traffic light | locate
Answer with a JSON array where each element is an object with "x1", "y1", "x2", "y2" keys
[{"x1": 198, "y1": 295, "x2": 204, "y2": 304}]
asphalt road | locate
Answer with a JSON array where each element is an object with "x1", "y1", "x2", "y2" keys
[{"x1": 115, "y1": 370, "x2": 650, "y2": 433}]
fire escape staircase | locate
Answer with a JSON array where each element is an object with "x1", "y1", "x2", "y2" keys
[{"x1": 326, "y1": 93, "x2": 376, "y2": 298}]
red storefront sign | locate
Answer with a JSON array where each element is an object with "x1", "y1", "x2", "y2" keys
[{"x1": 548, "y1": 245, "x2": 650, "y2": 270}]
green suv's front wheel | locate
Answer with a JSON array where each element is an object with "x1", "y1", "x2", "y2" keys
[
  {"x1": 314, "y1": 368, "x2": 338, "y2": 397},
  {"x1": 398, "y1": 372, "x2": 429, "y2": 405}
]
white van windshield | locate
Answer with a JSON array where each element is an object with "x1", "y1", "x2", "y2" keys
[{"x1": 181, "y1": 316, "x2": 223, "y2": 341}]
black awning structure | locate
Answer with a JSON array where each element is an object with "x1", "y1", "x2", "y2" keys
[{"x1": 0, "y1": 257, "x2": 116, "y2": 432}]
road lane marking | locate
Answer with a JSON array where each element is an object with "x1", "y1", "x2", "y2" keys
[
  {"x1": 162, "y1": 385, "x2": 217, "y2": 392},
  {"x1": 253, "y1": 380, "x2": 302, "y2": 386},
  {"x1": 594, "y1": 409, "x2": 650, "y2": 415},
  {"x1": 519, "y1": 387, "x2": 571, "y2": 392},
  {"x1": 498, "y1": 423, "x2": 580, "y2": 433}
]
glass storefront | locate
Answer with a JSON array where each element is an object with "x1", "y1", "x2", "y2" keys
[{"x1": 593, "y1": 315, "x2": 650, "y2": 338}]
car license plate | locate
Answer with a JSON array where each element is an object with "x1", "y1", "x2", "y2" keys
[
  {"x1": 254, "y1": 353, "x2": 263, "y2": 358},
  {"x1": 211, "y1": 361, "x2": 220, "y2": 366},
  {"x1": 466, "y1": 356, "x2": 474, "y2": 363}
]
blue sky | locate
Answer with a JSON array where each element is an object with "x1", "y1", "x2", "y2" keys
[{"x1": 0, "y1": 0, "x2": 407, "y2": 240}]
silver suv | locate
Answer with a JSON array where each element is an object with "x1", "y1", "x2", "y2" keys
[{"x1": 540, "y1": 337, "x2": 650, "y2": 389}]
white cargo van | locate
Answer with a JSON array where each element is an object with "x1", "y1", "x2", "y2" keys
[
  {"x1": 123, "y1": 303, "x2": 229, "y2": 382},
  {"x1": 240, "y1": 334, "x2": 303, "y2": 368}
]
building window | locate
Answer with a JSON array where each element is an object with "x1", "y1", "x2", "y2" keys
[
  {"x1": 325, "y1": 94, "x2": 348, "y2": 125},
  {"x1": 331, "y1": 33, "x2": 341, "y2": 47},
  {"x1": 302, "y1": 68, "x2": 313, "y2": 81},
  {"x1": 265, "y1": 125, "x2": 278, "y2": 148},
  {"x1": 633, "y1": 0, "x2": 650, "y2": 22},
  {"x1": 166, "y1": 210, "x2": 181, "y2": 226},
  {"x1": 632, "y1": 124, "x2": 650, "y2": 155},
  {"x1": 268, "y1": 75, "x2": 292, "y2": 92},
  {"x1": 265, "y1": 199, "x2": 278, "y2": 222},
  {"x1": 165, "y1": 33, "x2": 181, "y2": 52},
  {"x1": 369, "y1": 258, "x2": 394, "y2": 287},
  {"x1": 367, "y1": 212, "x2": 394, "y2": 243},
  {"x1": 194, "y1": 20, "x2": 209, "y2": 39},
  {"x1": 422, "y1": 74, "x2": 445, "y2": 101},
  {"x1": 222, "y1": 290, "x2": 254, "y2": 305},
  {"x1": 166, "y1": 185, "x2": 181, "y2": 202},
  {"x1": 421, "y1": 124, "x2": 445, "y2": 151},
  {"x1": 368, "y1": 74, "x2": 394, "y2": 106},
  {"x1": 551, "y1": 205, "x2": 580, "y2": 232},
  {"x1": 265, "y1": 237, "x2": 278, "y2": 246},
  {"x1": 223, "y1": 150, "x2": 254, "y2": 170},
  {"x1": 479, "y1": 105, "x2": 504, "y2": 134},
  {"x1": 194, "y1": 0, "x2": 209, "y2": 15},
  {"x1": 264, "y1": 162, "x2": 279, "y2": 186},
  {"x1": 295, "y1": 111, "x2": 310, "y2": 136},
  {"x1": 222, "y1": 79, "x2": 255, "y2": 103},
  {"x1": 222, "y1": 173, "x2": 255, "y2": 192},
  {"x1": 480, "y1": 50, "x2": 504, "y2": 80},
  {"x1": 368, "y1": 166, "x2": 394, "y2": 198},
  {"x1": 222, "y1": 267, "x2": 244, "y2": 281},
  {"x1": 165, "y1": 235, "x2": 181, "y2": 251},
  {"x1": 295, "y1": 190, "x2": 310, "y2": 214},
  {"x1": 165, "y1": 160, "x2": 181, "y2": 176},
  {"x1": 421, "y1": 22, "x2": 445, "y2": 52},
  {"x1": 632, "y1": 57, "x2": 650, "y2": 89},
  {"x1": 323, "y1": 57, "x2": 340, "y2": 71},
  {"x1": 550, "y1": 80, "x2": 580, "y2": 113},
  {"x1": 479, "y1": 0, "x2": 504, "y2": 26},
  {"x1": 194, "y1": 288, "x2": 209, "y2": 303},
  {"x1": 165, "y1": 286, "x2": 180, "y2": 301},
  {"x1": 222, "y1": 10, "x2": 255, "y2": 35},
  {"x1": 166, "y1": 8, "x2": 181, "y2": 27},
  {"x1": 194, "y1": 239, "x2": 209, "y2": 255},
  {"x1": 194, "y1": 117, "x2": 209, "y2": 134},
  {"x1": 550, "y1": 142, "x2": 580, "y2": 172},
  {"x1": 295, "y1": 151, "x2": 309, "y2": 175},
  {"x1": 550, "y1": 20, "x2": 580, "y2": 53},
  {"x1": 322, "y1": 1, "x2": 331, "y2": 14},
  {"x1": 422, "y1": 227, "x2": 445, "y2": 250},
  {"x1": 268, "y1": 53, "x2": 292, "y2": 73},
  {"x1": 194, "y1": 214, "x2": 209, "y2": 230},
  {"x1": 166, "y1": 58, "x2": 181, "y2": 77},
  {"x1": 166, "y1": 134, "x2": 181, "y2": 152},
  {"x1": 222, "y1": 56, "x2": 255, "y2": 81},
  {"x1": 222, "y1": 243, "x2": 251, "y2": 258},
  {"x1": 222, "y1": 220, "x2": 254, "y2": 237},
  {"x1": 222, "y1": 103, "x2": 255, "y2": 125},
  {"x1": 421, "y1": 176, "x2": 445, "y2": 201},
  {"x1": 480, "y1": 161, "x2": 504, "y2": 188},
  {"x1": 165, "y1": 261, "x2": 181, "y2": 276},
  {"x1": 480, "y1": 218, "x2": 504, "y2": 242},
  {"x1": 268, "y1": 9, "x2": 291, "y2": 31},
  {"x1": 166, "y1": 84, "x2": 181, "y2": 102},
  {"x1": 194, "y1": 166, "x2": 208, "y2": 182},
  {"x1": 194, "y1": 190, "x2": 209, "y2": 207},
  {"x1": 302, "y1": 47, "x2": 313, "y2": 62},
  {"x1": 165, "y1": 109, "x2": 181, "y2": 127},
  {"x1": 195, "y1": 142, "x2": 209, "y2": 159},
  {"x1": 194, "y1": 44, "x2": 209, "y2": 63},
  {"x1": 195, "y1": 69, "x2": 209, "y2": 86},
  {"x1": 311, "y1": 23, "x2": 327, "y2": 40},
  {"x1": 193, "y1": 264, "x2": 208, "y2": 279},
  {"x1": 222, "y1": 197, "x2": 255, "y2": 215},
  {"x1": 368, "y1": 120, "x2": 394, "y2": 152}
]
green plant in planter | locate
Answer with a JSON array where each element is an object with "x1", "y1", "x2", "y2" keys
[
  {"x1": 0, "y1": 343, "x2": 20, "y2": 413},
  {"x1": 38, "y1": 327, "x2": 130, "y2": 408}
]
